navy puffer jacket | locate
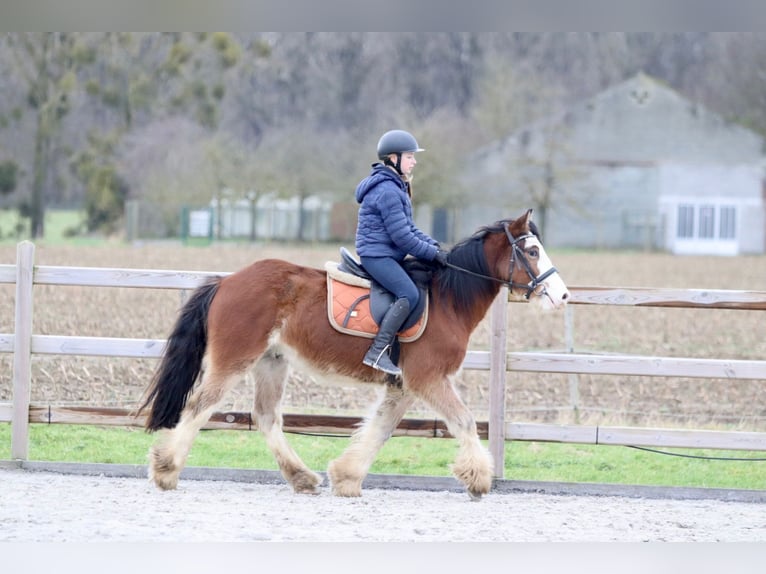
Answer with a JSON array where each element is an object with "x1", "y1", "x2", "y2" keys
[{"x1": 355, "y1": 164, "x2": 439, "y2": 262}]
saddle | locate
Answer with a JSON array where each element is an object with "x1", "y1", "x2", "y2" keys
[{"x1": 325, "y1": 247, "x2": 429, "y2": 342}]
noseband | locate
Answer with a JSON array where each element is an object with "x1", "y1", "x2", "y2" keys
[
  {"x1": 444, "y1": 224, "x2": 559, "y2": 299},
  {"x1": 502, "y1": 224, "x2": 559, "y2": 299}
]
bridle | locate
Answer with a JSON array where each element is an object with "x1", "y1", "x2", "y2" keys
[{"x1": 443, "y1": 223, "x2": 559, "y2": 300}]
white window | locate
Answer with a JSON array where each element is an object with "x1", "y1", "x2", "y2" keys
[
  {"x1": 719, "y1": 205, "x2": 736, "y2": 239},
  {"x1": 676, "y1": 204, "x2": 737, "y2": 241},
  {"x1": 677, "y1": 205, "x2": 695, "y2": 238},
  {"x1": 698, "y1": 205, "x2": 715, "y2": 239}
]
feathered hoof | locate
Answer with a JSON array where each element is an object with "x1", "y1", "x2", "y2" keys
[
  {"x1": 327, "y1": 459, "x2": 363, "y2": 497},
  {"x1": 148, "y1": 445, "x2": 180, "y2": 491},
  {"x1": 291, "y1": 469, "x2": 323, "y2": 495},
  {"x1": 331, "y1": 482, "x2": 363, "y2": 497},
  {"x1": 150, "y1": 472, "x2": 179, "y2": 491},
  {"x1": 452, "y1": 451, "x2": 493, "y2": 501}
]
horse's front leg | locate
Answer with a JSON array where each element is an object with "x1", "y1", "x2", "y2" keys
[
  {"x1": 328, "y1": 381, "x2": 414, "y2": 497},
  {"x1": 417, "y1": 375, "x2": 494, "y2": 500}
]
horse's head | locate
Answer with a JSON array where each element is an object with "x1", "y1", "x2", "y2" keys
[
  {"x1": 494, "y1": 209, "x2": 569, "y2": 310},
  {"x1": 436, "y1": 210, "x2": 569, "y2": 316}
]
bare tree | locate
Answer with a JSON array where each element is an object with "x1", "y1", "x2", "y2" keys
[
  {"x1": 466, "y1": 50, "x2": 580, "y2": 237},
  {"x1": 3, "y1": 32, "x2": 766, "y2": 242},
  {"x1": 708, "y1": 33, "x2": 766, "y2": 137},
  {"x1": 254, "y1": 125, "x2": 363, "y2": 241},
  {"x1": 4, "y1": 33, "x2": 96, "y2": 237}
]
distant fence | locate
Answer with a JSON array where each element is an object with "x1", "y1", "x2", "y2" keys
[
  {"x1": 2, "y1": 241, "x2": 766, "y2": 479},
  {"x1": 125, "y1": 197, "x2": 358, "y2": 243}
]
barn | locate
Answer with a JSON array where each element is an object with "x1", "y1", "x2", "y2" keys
[{"x1": 460, "y1": 73, "x2": 766, "y2": 255}]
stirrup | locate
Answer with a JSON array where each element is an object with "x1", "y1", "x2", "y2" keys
[{"x1": 363, "y1": 346, "x2": 401, "y2": 375}]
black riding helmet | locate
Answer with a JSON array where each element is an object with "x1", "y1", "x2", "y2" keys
[{"x1": 376, "y1": 130, "x2": 424, "y2": 174}]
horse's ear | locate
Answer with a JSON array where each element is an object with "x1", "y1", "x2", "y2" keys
[
  {"x1": 508, "y1": 209, "x2": 534, "y2": 236},
  {"x1": 519, "y1": 209, "x2": 534, "y2": 231},
  {"x1": 523, "y1": 209, "x2": 534, "y2": 225}
]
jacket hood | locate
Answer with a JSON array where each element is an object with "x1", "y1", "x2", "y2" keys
[{"x1": 355, "y1": 163, "x2": 402, "y2": 203}]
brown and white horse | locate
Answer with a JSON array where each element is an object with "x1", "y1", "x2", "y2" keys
[{"x1": 137, "y1": 209, "x2": 569, "y2": 499}]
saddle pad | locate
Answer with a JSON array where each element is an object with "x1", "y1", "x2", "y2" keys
[{"x1": 326, "y1": 275, "x2": 427, "y2": 343}]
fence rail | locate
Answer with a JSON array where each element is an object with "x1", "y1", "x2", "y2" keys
[{"x1": 2, "y1": 240, "x2": 766, "y2": 478}]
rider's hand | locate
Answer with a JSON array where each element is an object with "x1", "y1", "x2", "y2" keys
[{"x1": 434, "y1": 250, "x2": 449, "y2": 266}]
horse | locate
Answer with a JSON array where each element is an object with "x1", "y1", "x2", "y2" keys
[{"x1": 137, "y1": 209, "x2": 569, "y2": 499}]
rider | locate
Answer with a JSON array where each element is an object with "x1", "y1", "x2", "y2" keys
[{"x1": 355, "y1": 129, "x2": 449, "y2": 375}]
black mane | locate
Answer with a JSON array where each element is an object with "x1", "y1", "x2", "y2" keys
[
  {"x1": 403, "y1": 217, "x2": 540, "y2": 315},
  {"x1": 435, "y1": 220, "x2": 509, "y2": 314}
]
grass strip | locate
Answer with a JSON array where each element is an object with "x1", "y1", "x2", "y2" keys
[{"x1": 2, "y1": 423, "x2": 766, "y2": 490}]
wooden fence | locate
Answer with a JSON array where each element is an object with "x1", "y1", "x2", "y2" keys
[{"x1": 2, "y1": 240, "x2": 766, "y2": 479}]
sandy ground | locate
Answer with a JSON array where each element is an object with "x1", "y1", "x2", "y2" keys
[{"x1": 1, "y1": 467, "x2": 765, "y2": 543}]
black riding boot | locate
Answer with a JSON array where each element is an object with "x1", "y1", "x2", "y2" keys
[{"x1": 363, "y1": 297, "x2": 410, "y2": 376}]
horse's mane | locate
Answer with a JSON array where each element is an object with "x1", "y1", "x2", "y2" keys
[
  {"x1": 433, "y1": 218, "x2": 540, "y2": 315},
  {"x1": 433, "y1": 223, "x2": 499, "y2": 315},
  {"x1": 402, "y1": 217, "x2": 540, "y2": 315}
]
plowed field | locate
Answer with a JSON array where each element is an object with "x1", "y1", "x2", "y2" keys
[{"x1": 1, "y1": 242, "x2": 764, "y2": 430}]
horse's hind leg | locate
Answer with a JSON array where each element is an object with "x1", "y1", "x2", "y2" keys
[
  {"x1": 328, "y1": 382, "x2": 415, "y2": 497},
  {"x1": 252, "y1": 348, "x2": 322, "y2": 494},
  {"x1": 416, "y1": 375, "x2": 494, "y2": 499},
  {"x1": 149, "y1": 364, "x2": 243, "y2": 490}
]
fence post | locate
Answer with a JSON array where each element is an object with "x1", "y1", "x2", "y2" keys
[
  {"x1": 125, "y1": 200, "x2": 139, "y2": 243},
  {"x1": 12, "y1": 241, "x2": 35, "y2": 460},
  {"x1": 488, "y1": 286, "x2": 509, "y2": 478},
  {"x1": 565, "y1": 305, "x2": 580, "y2": 424}
]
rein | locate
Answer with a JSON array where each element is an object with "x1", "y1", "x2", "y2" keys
[{"x1": 444, "y1": 224, "x2": 558, "y2": 299}]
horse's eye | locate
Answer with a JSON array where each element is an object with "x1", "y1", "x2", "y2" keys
[{"x1": 527, "y1": 248, "x2": 539, "y2": 258}]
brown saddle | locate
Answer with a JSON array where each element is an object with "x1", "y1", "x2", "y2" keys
[{"x1": 324, "y1": 259, "x2": 428, "y2": 343}]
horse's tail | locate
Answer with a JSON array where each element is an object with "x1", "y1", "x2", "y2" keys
[{"x1": 138, "y1": 277, "x2": 221, "y2": 431}]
